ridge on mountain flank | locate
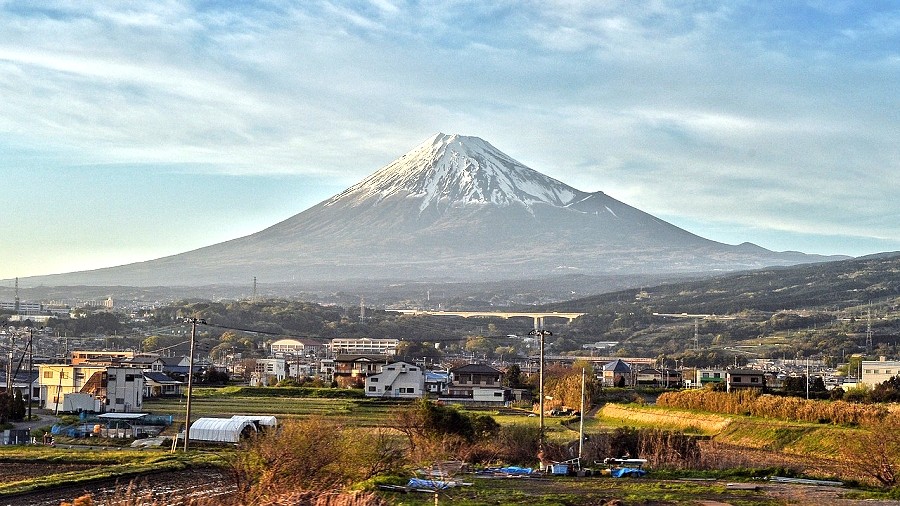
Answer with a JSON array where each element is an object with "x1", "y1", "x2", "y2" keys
[{"x1": 16, "y1": 132, "x2": 846, "y2": 287}]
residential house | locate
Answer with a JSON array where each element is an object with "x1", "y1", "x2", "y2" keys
[
  {"x1": 695, "y1": 368, "x2": 727, "y2": 388},
  {"x1": 251, "y1": 358, "x2": 288, "y2": 386},
  {"x1": 103, "y1": 367, "x2": 145, "y2": 412},
  {"x1": 333, "y1": 355, "x2": 390, "y2": 385},
  {"x1": 70, "y1": 350, "x2": 136, "y2": 365},
  {"x1": 364, "y1": 361, "x2": 425, "y2": 398},
  {"x1": 602, "y1": 359, "x2": 633, "y2": 387},
  {"x1": 143, "y1": 372, "x2": 183, "y2": 397},
  {"x1": 318, "y1": 358, "x2": 335, "y2": 382},
  {"x1": 424, "y1": 370, "x2": 450, "y2": 396},
  {"x1": 125, "y1": 355, "x2": 165, "y2": 373},
  {"x1": 39, "y1": 364, "x2": 106, "y2": 411},
  {"x1": 726, "y1": 369, "x2": 766, "y2": 393},
  {"x1": 1, "y1": 370, "x2": 40, "y2": 404},
  {"x1": 441, "y1": 364, "x2": 508, "y2": 406},
  {"x1": 635, "y1": 368, "x2": 682, "y2": 388},
  {"x1": 39, "y1": 364, "x2": 144, "y2": 413}
]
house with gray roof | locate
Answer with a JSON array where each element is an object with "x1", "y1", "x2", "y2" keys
[{"x1": 602, "y1": 359, "x2": 634, "y2": 387}]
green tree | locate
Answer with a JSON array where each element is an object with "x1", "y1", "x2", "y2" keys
[
  {"x1": 871, "y1": 375, "x2": 900, "y2": 403},
  {"x1": 504, "y1": 364, "x2": 524, "y2": 389}
]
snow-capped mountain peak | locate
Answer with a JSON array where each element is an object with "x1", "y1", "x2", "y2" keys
[{"x1": 327, "y1": 133, "x2": 584, "y2": 212}]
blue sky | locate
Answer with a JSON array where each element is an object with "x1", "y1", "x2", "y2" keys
[{"x1": 1, "y1": 1, "x2": 898, "y2": 281}]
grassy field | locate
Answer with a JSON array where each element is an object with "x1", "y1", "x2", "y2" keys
[
  {"x1": 0, "y1": 446, "x2": 222, "y2": 496},
  {"x1": 143, "y1": 391, "x2": 410, "y2": 427}
]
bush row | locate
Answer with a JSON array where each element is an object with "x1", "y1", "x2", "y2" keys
[{"x1": 656, "y1": 389, "x2": 893, "y2": 426}]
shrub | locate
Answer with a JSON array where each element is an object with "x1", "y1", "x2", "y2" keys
[{"x1": 225, "y1": 417, "x2": 402, "y2": 503}]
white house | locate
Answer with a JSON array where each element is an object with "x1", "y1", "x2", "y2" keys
[
  {"x1": 103, "y1": 367, "x2": 145, "y2": 412},
  {"x1": 251, "y1": 358, "x2": 288, "y2": 386},
  {"x1": 39, "y1": 364, "x2": 144, "y2": 413},
  {"x1": 365, "y1": 361, "x2": 425, "y2": 398}
]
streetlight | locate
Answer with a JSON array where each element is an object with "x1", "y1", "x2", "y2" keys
[{"x1": 182, "y1": 318, "x2": 206, "y2": 451}]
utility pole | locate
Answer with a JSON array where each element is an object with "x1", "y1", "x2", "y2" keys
[
  {"x1": 182, "y1": 318, "x2": 206, "y2": 451},
  {"x1": 578, "y1": 367, "x2": 585, "y2": 465},
  {"x1": 7, "y1": 332, "x2": 14, "y2": 392},
  {"x1": 529, "y1": 320, "x2": 551, "y2": 458},
  {"x1": 806, "y1": 358, "x2": 810, "y2": 400},
  {"x1": 27, "y1": 328, "x2": 33, "y2": 421}
]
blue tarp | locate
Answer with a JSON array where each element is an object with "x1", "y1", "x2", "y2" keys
[
  {"x1": 408, "y1": 478, "x2": 452, "y2": 489},
  {"x1": 610, "y1": 467, "x2": 647, "y2": 478},
  {"x1": 498, "y1": 466, "x2": 533, "y2": 475}
]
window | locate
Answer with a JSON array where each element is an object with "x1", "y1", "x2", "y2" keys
[
  {"x1": 125, "y1": 374, "x2": 135, "y2": 382},
  {"x1": 733, "y1": 377, "x2": 742, "y2": 382},
  {"x1": 409, "y1": 367, "x2": 417, "y2": 371},
  {"x1": 44, "y1": 371, "x2": 53, "y2": 379},
  {"x1": 115, "y1": 398, "x2": 125, "y2": 404},
  {"x1": 713, "y1": 373, "x2": 721, "y2": 378},
  {"x1": 368, "y1": 386, "x2": 377, "y2": 392},
  {"x1": 751, "y1": 377, "x2": 759, "y2": 383},
  {"x1": 371, "y1": 377, "x2": 378, "y2": 382},
  {"x1": 493, "y1": 392, "x2": 503, "y2": 397},
  {"x1": 384, "y1": 385, "x2": 391, "y2": 391},
  {"x1": 702, "y1": 372, "x2": 709, "y2": 378}
]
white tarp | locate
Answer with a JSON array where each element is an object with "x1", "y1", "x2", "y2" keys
[
  {"x1": 188, "y1": 415, "x2": 278, "y2": 443},
  {"x1": 189, "y1": 417, "x2": 256, "y2": 443},
  {"x1": 231, "y1": 415, "x2": 277, "y2": 428}
]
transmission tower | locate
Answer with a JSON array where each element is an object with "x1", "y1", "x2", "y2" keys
[{"x1": 865, "y1": 306, "x2": 873, "y2": 354}]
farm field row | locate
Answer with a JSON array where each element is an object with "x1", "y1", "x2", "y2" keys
[{"x1": 142, "y1": 395, "x2": 409, "y2": 427}]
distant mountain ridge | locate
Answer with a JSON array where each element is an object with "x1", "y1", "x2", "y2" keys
[{"x1": 20, "y1": 133, "x2": 846, "y2": 287}]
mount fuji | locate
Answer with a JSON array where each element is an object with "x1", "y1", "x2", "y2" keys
[{"x1": 26, "y1": 133, "x2": 842, "y2": 287}]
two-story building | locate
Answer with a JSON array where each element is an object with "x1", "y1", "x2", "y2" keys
[
  {"x1": 251, "y1": 358, "x2": 288, "y2": 386},
  {"x1": 635, "y1": 368, "x2": 682, "y2": 388},
  {"x1": 38, "y1": 364, "x2": 144, "y2": 413},
  {"x1": 726, "y1": 369, "x2": 766, "y2": 392},
  {"x1": 602, "y1": 359, "x2": 634, "y2": 387},
  {"x1": 333, "y1": 354, "x2": 391, "y2": 386},
  {"x1": 364, "y1": 361, "x2": 425, "y2": 398},
  {"x1": 440, "y1": 364, "x2": 508, "y2": 406},
  {"x1": 695, "y1": 368, "x2": 727, "y2": 388}
]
